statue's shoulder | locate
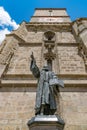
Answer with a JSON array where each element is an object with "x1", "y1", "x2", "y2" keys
[{"x1": 48, "y1": 71, "x2": 55, "y2": 75}]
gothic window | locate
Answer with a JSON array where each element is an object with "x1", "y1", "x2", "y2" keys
[{"x1": 44, "y1": 31, "x2": 55, "y2": 41}]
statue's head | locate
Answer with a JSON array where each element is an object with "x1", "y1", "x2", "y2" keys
[{"x1": 42, "y1": 65, "x2": 49, "y2": 71}]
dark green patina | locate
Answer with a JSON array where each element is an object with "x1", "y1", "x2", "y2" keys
[{"x1": 30, "y1": 53, "x2": 64, "y2": 115}]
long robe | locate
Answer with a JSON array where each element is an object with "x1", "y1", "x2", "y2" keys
[{"x1": 30, "y1": 59, "x2": 59, "y2": 115}]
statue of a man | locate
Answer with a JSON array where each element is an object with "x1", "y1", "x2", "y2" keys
[{"x1": 30, "y1": 52, "x2": 64, "y2": 115}]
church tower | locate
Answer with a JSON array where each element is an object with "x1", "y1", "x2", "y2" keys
[{"x1": 0, "y1": 8, "x2": 87, "y2": 130}]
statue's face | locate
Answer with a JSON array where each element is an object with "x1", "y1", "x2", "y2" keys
[{"x1": 42, "y1": 66, "x2": 49, "y2": 71}]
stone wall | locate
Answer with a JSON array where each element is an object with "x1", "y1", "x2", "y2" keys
[
  {"x1": 26, "y1": 32, "x2": 43, "y2": 43},
  {"x1": 60, "y1": 92, "x2": 87, "y2": 130},
  {"x1": 57, "y1": 45, "x2": 86, "y2": 74},
  {"x1": 34, "y1": 9, "x2": 68, "y2": 17},
  {"x1": 6, "y1": 45, "x2": 42, "y2": 75},
  {"x1": 0, "y1": 86, "x2": 36, "y2": 130},
  {"x1": 0, "y1": 87, "x2": 87, "y2": 130}
]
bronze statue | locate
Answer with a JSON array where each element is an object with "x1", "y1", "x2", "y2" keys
[{"x1": 30, "y1": 52, "x2": 64, "y2": 115}]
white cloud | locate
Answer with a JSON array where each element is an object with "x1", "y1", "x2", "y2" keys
[
  {"x1": 0, "y1": 6, "x2": 19, "y2": 44},
  {"x1": 0, "y1": 28, "x2": 10, "y2": 43},
  {"x1": 0, "y1": 7, "x2": 19, "y2": 29}
]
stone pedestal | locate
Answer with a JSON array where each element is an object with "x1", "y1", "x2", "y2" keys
[{"x1": 27, "y1": 115, "x2": 65, "y2": 130}]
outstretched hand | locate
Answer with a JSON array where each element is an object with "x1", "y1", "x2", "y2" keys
[
  {"x1": 30, "y1": 52, "x2": 36, "y2": 63},
  {"x1": 30, "y1": 52, "x2": 34, "y2": 59}
]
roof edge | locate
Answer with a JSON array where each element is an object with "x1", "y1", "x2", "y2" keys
[
  {"x1": 31, "y1": 16, "x2": 70, "y2": 18},
  {"x1": 72, "y1": 17, "x2": 87, "y2": 23},
  {"x1": 35, "y1": 8, "x2": 66, "y2": 10}
]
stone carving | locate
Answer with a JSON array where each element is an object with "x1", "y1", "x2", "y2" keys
[
  {"x1": 44, "y1": 31, "x2": 55, "y2": 41},
  {"x1": 30, "y1": 52, "x2": 64, "y2": 115},
  {"x1": 43, "y1": 31, "x2": 56, "y2": 70},
  {"x1": 44, "y1": 51, "x2": 56, "y2": 60}
]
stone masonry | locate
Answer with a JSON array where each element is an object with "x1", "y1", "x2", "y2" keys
[{"x1": 0, "y1": 8, "x2": 87, "y2": 130}]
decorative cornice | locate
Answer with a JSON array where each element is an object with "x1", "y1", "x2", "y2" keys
[
  {"x1": 76, "y1": 18, "x2": 87, "y2": 21},
  {"x1": 2, "y1": 73, "x2": 87, "y2": 80},
  {"x1": 44, "y1": 43, "x2": 55, "y2": 48},
  {"x1": 18, "y1": 42, "x2": 42, "y2": 46},
  {"x1": 28, "y1": 22, "x2": 71, "y2": 25},
  {"x1": 57, "y1": 42, "x2": 78, "y2": 46},
  {"x1": 17, "y1": 42, "x2": 78, "y2": 47},
  {"x1": 2, "y1": 74, "x2": 33, "y2": 79},
  {"x1": 72, "y1": 17, "x2": 87, "y2": 24},
  {"x1": 1, "y1": 73, "x2": 87, "y2": 89},
  {"x1": 1, "y1": 79, "x2": 87, "y2": 91},
  {"x1": 31, "y1": 16, "x2": 70, "y2": 18},
  {"x1": 35, "y1": 8, "x2": 67, "y2": 10},
  {"x1": 6, "y1": 33, "x2": 26, "y2": 43},
  {"x1": 26, "y1": 23, "x2": 72, "y2": 32}
]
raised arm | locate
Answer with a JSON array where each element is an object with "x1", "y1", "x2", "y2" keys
[{"x1": 30, "y1": 52, "x2": 40, "y2": 78}]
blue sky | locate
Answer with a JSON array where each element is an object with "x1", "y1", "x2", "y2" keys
[{"x1": 0, "y1": 0, "x2": 87, "y2": 43}]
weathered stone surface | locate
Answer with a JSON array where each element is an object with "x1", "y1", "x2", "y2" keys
[
  {"x1": 6, "y1": 46, "x2": 42, "y2": 75},
  {"x1": 59, "y1": 92, "x2": 87, "y2": 125},
  {"x1": 57, "y1": 46, "x2": 86, "y2": 74},
  {"x1": 34, "y1": 9, "x2": 68, "y2": 17}
]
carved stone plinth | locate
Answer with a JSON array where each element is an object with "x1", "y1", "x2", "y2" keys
[{"x1": 27, "y1": 115, "x2": 65, "y2": 130}]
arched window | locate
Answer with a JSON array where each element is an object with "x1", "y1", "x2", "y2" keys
[{"x1": 44, "y1": 31, "x2": 55, "y2": 41}]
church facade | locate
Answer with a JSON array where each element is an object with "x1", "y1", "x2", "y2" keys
[{"x1": 0, "y1": 8, "x2": 87, "y2": 130}]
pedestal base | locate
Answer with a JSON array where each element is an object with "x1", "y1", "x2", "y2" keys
[{"x1": 27, "y1": 115, "x2": 65, "y2": 130}]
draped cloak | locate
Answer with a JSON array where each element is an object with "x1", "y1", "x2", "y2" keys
[{"x1": 30, "y1": 59, "x2": 60, "y2": 115}]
